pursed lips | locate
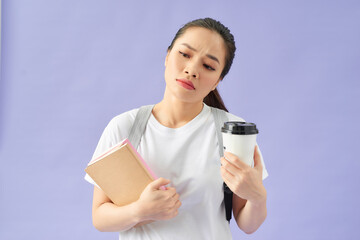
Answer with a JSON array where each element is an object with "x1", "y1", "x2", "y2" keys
[{"x1": 176, "y1": 79, "x2": 195, "y2": 90}]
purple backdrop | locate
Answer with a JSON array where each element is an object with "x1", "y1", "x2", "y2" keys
[{"x1": 1, "y1": 0, "x2": 360, "y2": 239}]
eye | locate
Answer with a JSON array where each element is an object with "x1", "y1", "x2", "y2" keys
[
  {"x1": 179, "y1": 51, "x2": 190, "y2": 58},
  {"x1": 204, "y1": 64, "x2": 215, "y2": 71}
]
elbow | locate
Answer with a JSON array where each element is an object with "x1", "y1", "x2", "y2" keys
[
  {"x1": 92, "y1": 210, "x2": 110, "y2": 232},
  {"x1": 92, "y1": 218, "x2": 106, "y2": 232},
  {"x1": 243, "y1": 228, "x2": 257, "y2": 235},
  {"x1": 94, "y1": 226, "x2": 106, "y2": 232},
  {"x1": 239, "y1": 224, "x2": 259, "y2": 235},
  {"x1": 238, "y1": 212, "x2": 267, "y2": 235}
]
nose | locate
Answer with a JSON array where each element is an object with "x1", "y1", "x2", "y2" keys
[
  {"x1": 185, "y1": 71, "x2": 198, "y2": 79},
  {"x1": 184, "y1": 63, "x2": 199, "y2": 79}
]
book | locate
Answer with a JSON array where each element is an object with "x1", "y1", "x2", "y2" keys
[{"x1": 85, "y1": 138, "x2": 162, "y2": 206}]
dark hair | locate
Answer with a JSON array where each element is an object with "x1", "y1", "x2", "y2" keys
[{"x1": 168, "y1": 18, "x2": 236, "y2": 112}]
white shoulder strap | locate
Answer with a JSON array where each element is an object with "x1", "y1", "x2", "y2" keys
[
  {"x1": 128, "y1": 105, "x2": 154, "y2": 149},
  {"x1": 211, "y1": 107, "x2": 229, "y2": 157}
]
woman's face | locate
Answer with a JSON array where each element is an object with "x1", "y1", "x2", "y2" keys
[{"x1": 164, "y1": 27, "x2": 226, "y2": 104}]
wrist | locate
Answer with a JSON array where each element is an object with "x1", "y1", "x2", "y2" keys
[
  {"x1": 248, "y1": 188, "x2": 267, "y2": 206},
  {"x1": 130, "y1": 200, "x2": 149, "y2": 223}
]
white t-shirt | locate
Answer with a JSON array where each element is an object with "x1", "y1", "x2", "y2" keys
[{"x1": 85, "y1": 103, "x2": 268, "y2": 240}]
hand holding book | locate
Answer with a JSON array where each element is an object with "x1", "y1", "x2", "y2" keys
[
  {"x1": 85, "y1": 138, "x2": 165, "y2": 206},
  {"x1": 85, "y1": 138, "x2": 181, "y2": 227},
  {"x1": 135, "y1": 178, "x2": 181, "y2": 221},
  {"x1": 133, "y1": 178, "x2": 181, "y2": 226}
]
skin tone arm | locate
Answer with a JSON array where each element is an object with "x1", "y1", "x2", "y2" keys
[
  {"x1": 220, "y1": 146, "x2": 267, "y2": 234},
  {"x1": 92, "y1": 178, "x2": 181, "y2": 232}
]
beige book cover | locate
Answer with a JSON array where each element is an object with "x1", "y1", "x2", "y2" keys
[{"x1": 85, "y1": 139, "x2": 158, "y2": 206}]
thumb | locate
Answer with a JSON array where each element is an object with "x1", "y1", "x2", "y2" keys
[
  {"x1": 253, "y1": 145, "x2": 263, "y2": 172},
  {"x1": 150, "y1": 177, "x2": 170, "y2": 190}
]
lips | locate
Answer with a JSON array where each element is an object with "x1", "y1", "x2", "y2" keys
[{"x1": 176, "y1": 79, "x2": 195, "y2": 90}]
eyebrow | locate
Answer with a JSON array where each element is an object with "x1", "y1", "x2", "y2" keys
[{"x1": 181, "y1": 43, "x2": 220, "y2": 64}]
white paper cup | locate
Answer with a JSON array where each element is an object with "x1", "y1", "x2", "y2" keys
[{"x1": 221, "y1": 122, "x2": 259, "y2": 167}]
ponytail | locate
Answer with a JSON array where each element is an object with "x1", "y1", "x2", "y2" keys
[{"x1": 203, "y1": 88, "x2": 228, "y2": 112}]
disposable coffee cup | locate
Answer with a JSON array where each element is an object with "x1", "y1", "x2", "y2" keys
[{"x1": 221, "y1": 122, "x2": 259, "y2": 167}]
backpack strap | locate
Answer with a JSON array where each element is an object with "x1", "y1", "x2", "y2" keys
[
  {"x1": 211, "y1": 107, "x2": 228, "y2": 157},
  {"x1": 128, "y1": 105, "x2": 155, "y2": 149},
  {"x1": 211, "y1": 107, "x2": 232, "y2": 223}
]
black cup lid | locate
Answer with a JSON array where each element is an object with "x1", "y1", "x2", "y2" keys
[{"x1": 221, "y1": 121, "x2": 259, "y2": 135}]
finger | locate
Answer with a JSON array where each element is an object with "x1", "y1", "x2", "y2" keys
[
  {"x1": 224, "y1": 151, "x2": 248, "y2": 170},
  {"x1": 169, "y1": 192, "x2": 179, "y2": 202},
  {"x1": 220, "y1": 165, "x2": 237, "y2": 186},
  {"x1": 220, "y1": 167, "x2": 237, "y2": 192},
  {"x1": 174, "y1": 193, "x2": 180, "y2": 201},
  {"x1": 220, "y1": 160, "x2": 235, "y2": 178},
  {"x1": 165, "y1": 187, "x2": 177, "y2": 195},
  {"x1": 175, "y1": 200, "x2": 182, "y2": 209},
  {"x1": 253, "y1": 145, "x2": 263, "y2": 172},
  {"x1": 169, "y1": 194, "x2": 180, "y2": 208},
  {"x1": 171, "y1": 209, "x2": 179, "y2": 218},
  {"x1": 150, "y1": 177, "x2": 171, "y2": 190},
  {"x1": 169, "y1": 205, "x2": 180, "y2": 218},
  {"x1": 168, "y1": 199, "x2": 181, "y2": 211},
  {"x1": 221, "y1": 157, "x2": 241, "y2": 176}
]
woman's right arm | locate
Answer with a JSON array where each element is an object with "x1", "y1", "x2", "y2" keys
[
  {"x1": 92, "y1": 186, "x2": 142, "y2": 232},
  {"x1": 92, "y1": 178, "x2": 181, "y2": 232}
]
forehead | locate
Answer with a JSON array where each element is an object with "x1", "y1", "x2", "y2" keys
[{"x1": 174, "y1": 27, "x2": 226, "y2": 62}]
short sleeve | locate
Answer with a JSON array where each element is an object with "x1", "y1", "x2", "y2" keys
[
  {"x1": 84, "y1": 120, "x2": 118, "y2": 186},
  {"x1": 83, "y1": 108, "x2": 139, "y2": 186},
  {"x1": 256, "y1": 144, "x2": 269, "y2": 180}
]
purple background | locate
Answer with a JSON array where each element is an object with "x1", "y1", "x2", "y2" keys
[{"x1": 1, "y1": 0, "x2": 360, "y2": 239}]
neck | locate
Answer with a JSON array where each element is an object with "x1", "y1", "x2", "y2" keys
[{"x1": 152, "y1": 89, "x2": 204, "y2": 128}]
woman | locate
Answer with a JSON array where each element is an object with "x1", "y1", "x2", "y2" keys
[{"x1": 85, "y1": 17, "x2": 268, "y2": 239}]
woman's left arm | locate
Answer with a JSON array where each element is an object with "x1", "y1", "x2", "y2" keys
[{"x1": 220, "y1": 146, "x2": 267, "y2": 234}]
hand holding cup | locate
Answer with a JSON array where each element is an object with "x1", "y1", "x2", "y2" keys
[
  {"x1": 220, "y1": 146, "x2": 266, "y2": 203},
  {"x1": 220, "y1": 122, "x2": 266, "y2": 203}
]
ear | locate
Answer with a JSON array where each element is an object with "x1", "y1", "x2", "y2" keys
[
  {"x1": 211, "y1": 77, "x2": 222, "y2": 91},
  {"x1": 164, "y1": 50, "x2": 170, "y2": 67}
]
